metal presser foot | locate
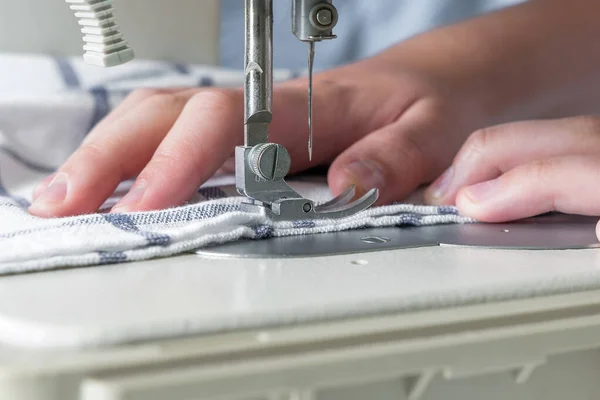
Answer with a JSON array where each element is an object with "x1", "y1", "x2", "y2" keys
[
  {"x1": 235, "y1": 145, "x2": 379, "y2": 221},
  {"x1": 238, "y1": 0, "x2": 378, "y2": 221}
]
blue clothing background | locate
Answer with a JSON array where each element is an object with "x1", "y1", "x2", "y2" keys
[{"x1": 220, "y1": 0, "x2": 524, "y2": 71}]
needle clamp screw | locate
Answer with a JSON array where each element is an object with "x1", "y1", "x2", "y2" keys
[
  {"x1": 248, "y1": 143, "x2": 292, "y2": 181},
  {"x1": 309, "y1": 4, "x2": 338, "y2": 31}
]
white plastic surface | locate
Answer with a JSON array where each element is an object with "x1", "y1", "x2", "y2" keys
[
  {"x1": 1, "y1": 246, "x2": 600, "y2": 349},
  {"x1": 2, "y1": 287, "x2": 600, "y2": 400}
]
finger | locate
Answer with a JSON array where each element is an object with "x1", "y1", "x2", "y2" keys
[
  {"x1": 111, "y1": 89, "x2": 245, "y2": 212},
  {"x1": 31, "y1": 88, "x2": 189, "y2": 199},
  {"x1": 425, "y1": 116, "x2": 600, "y2": 205},
  {"x1": 28, "y1": 90, "x2": 190, "y2": 217},
  {"x1": 32, "y1": 173, "x2": 57, "y2": 201},
  {"x1": 86, "y1": 88, "x2": 185, "y2": 135},
  {"x1": 328, "y1": 98, "x2": 462, "y2": 204},
  {"x1": 456, "y1": 155, "x2": 600, "y2": 222}
]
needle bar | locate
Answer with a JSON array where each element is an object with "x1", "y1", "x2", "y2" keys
[{"x1": 308, "y1": 41, "x2": 315, "y2": 161}]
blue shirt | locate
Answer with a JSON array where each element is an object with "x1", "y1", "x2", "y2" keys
[{"x1": 220, "y1": 0, "x2": 524, "y2": 71}]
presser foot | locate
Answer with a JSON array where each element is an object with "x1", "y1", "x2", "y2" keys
[
  {"x1": 235, "y1": 146, "x2": 378, "y2": 221},
  {"x1": 241, "y1": 186, "x2": 379, "y2": 221}
]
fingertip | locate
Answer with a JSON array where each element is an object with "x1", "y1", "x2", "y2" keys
[
  {"x1": 423, "y1": 166, "x2": 455, "y2": 206},
  {"x1": 28, "y1": 204, "x2": 57, "y2": 218},
  {"x1": 28, "y1": 173, "x2": 70, "y2": 218},
  {"x1": 455, "y1": 187, "x2": 481, "y2": 219},
  {"x1": 32, "y1": 173, "x2": 57, "y2": 201},
  {"x1": 456, "y1": 183, "x2": 503, "y2": 222}
]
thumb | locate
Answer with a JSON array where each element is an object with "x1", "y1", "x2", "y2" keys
[{"x1": 328, "y1": 100, "x2": 456, "y2": 204}]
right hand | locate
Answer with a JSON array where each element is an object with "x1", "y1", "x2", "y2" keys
[{"x1": 28, "y1": 49, "x2": 491, "y2": 218}]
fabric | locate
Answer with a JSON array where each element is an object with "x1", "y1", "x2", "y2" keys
[
  {"x1": 219, "y1": 0, "x2": 525, "y2": 70},
  {"x1": 0, "y1": 54, "x2": 474, "y2": 274}
]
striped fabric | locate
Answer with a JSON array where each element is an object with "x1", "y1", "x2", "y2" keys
[{"x1": 0, "y1": 53, "x2": 473, "y2": 273}]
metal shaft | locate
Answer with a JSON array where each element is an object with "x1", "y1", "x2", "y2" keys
[
  {"x1": 244, "y1": 0, "x2": 273, "y2": 147},
  {"x1": 308, "y1": 41, "x2": 315, "y2": 161}
]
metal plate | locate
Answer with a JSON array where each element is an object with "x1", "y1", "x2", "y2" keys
[{"x1": 197, "y1": 214, "x2": 600, "y2": 259}]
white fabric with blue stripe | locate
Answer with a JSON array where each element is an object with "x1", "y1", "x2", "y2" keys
[{"x1": 0, "y1": 54, "x2": 472, "y2": 272}]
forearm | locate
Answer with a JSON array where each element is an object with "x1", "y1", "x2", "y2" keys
[{"x1": 377, "y1": 0, "x2": 600, "y2": 124}]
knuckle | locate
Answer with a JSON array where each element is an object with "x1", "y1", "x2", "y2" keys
[
  {"x1": 77, "y1": 142, "x2": 110, "y2": 163},
  {"x1": 140, "y1": 90, "x2": 183, "y2": 110},
  {"x1": 318, "y1": 77, "x2": 356, "y2": 116},
  {"x1": 152, "y1": 149, "x2": 183, "y2": 166},
  {"x1": 574, "y1": 115, "x2": 600, "y2": 137},
  {"x1": 466, "y1": 128, "x2": 492, "y2": 154},
  {"x1": 455, "y1": 127, "x2": 497, "y2": 165},
  {"x1": 400, "y1": 134, "x2": 428, "y2": 168},
  {"x1": 128, "y1": 88, "x2": 168, "y2": 101},
  {"x1": 73, "y1": 143, "x2": 126, "y2": 179},
  {"x1": 528, "y1": 159, "x2": 554, "y2": 183},
  {"x1": 375, "y1": 131, "x2": 428, "y2": 180},
  {"x1": 152, "y1": 148, "x2": 197, "y2": 172},
  {"x1": 187, "y1": 89, "x2": 241, "y2": 113},
  {"x1": 144, "y1": 148, "x2": 201, "y2": 182},
  {"x1": 526, "y1": 158, "x2": 558, "y2": 210}
]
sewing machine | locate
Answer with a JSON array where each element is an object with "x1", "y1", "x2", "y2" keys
[{"x1": 2, "y1": 1, "x2": 600, "y2": 399}]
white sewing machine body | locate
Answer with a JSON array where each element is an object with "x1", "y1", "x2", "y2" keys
[{"x1": 2, "y1": 1, "x2": 600, "y2": 400}]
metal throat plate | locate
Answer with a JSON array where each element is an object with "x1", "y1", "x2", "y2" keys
[{"x1": 197, "y1": 214, "x2": 600, "y2": 259}]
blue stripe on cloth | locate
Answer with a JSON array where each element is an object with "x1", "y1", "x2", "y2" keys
[
  {"x1": 0, "y1": 179, "x2": 8, "y2": 197},
  {"x1": 198, "y1": 76, "x2": 215, "y2": 87},
  {"x1": 99, "y1": 251, "x2": 127, "y2": 265},
  {"x1": 54, "y1": 58, "x2": 80, "y2": 88},
  {"x1": 438, "y1": 206, "x2": 459, "y2": 215},
  {"x1": 0, "y1": 169, "x2": 31, "y2": 208},
  {"x1": 173, "y1": 63, "x2": 190, "y2": 75},
  {"x1": 103, "y1": 214, "x2": 171, "y2": 246},
  {"x1": 198, "y1": 187, "x2": 228, "y2": 200},
  {"x1": 395, "y1": 214, "x2": 424, "y2": 226},
  {"x1": 88, "y1": 87, "x2": 111, "y2": 132},
  {"x1": 293, "y1": 220, "x2": 316, "y2": 229},
  {"x1": 0, "y1": 203, "x2": 240, "y2": 240},
  {"x1": 252, "y1": 224, "x2": 274, "y2": 239},
  {"x1": 0, "y1": 146, "x2": 55, "y2": 173}
]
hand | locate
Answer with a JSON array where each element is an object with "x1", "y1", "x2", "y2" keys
[
  {"x1": 28, "y1": 53, "x2": 487, "y2": 218},
  {"x1": 424, "y1": 116, "x2": 600, "y2": 239}
]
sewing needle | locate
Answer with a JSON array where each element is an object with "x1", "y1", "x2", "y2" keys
[{"x1": 308, "y1": 41, "x2": 315, "y2": 162}]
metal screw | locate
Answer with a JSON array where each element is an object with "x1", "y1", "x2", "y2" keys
[
  {"x1": 302, "y1": 203, "x2": 313, "y2": 213},
  {"x1": 361, "y1": 236, "x2": 391, "y2": 244},
  {"x1": 315, "y1": 9, "x2": 333, "y2": 26},
  {"x1": 249, "y1": 143, "x2": 291, "y2": 181}
]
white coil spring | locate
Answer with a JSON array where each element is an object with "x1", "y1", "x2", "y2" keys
[{"x1": 65, "y1": 0, "x2": 134, "y2": 67}]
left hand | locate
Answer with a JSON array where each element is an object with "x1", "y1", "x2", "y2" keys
[{"x1": 423, "y1": 115, "x2": 600, "y2": 239}]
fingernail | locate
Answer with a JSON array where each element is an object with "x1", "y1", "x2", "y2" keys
[
  {"x1": 343, "y1": 160, "x2": 386, "y2": 193},
  {"x1": 112, "y1": 181, "x2": 147, "y2": 212},
  {"x1": 463, "y1": 179, "x2": 501, "y2": 204},
  {"x1": 429, "y1": 166, "x2": 454, "y2": 199},
  {"x1": 31, "y1": 173, "x2": 68, "y2": 206},
  {"x1": 32, "y1": 173, "x2": 57, "y2": 200}
]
